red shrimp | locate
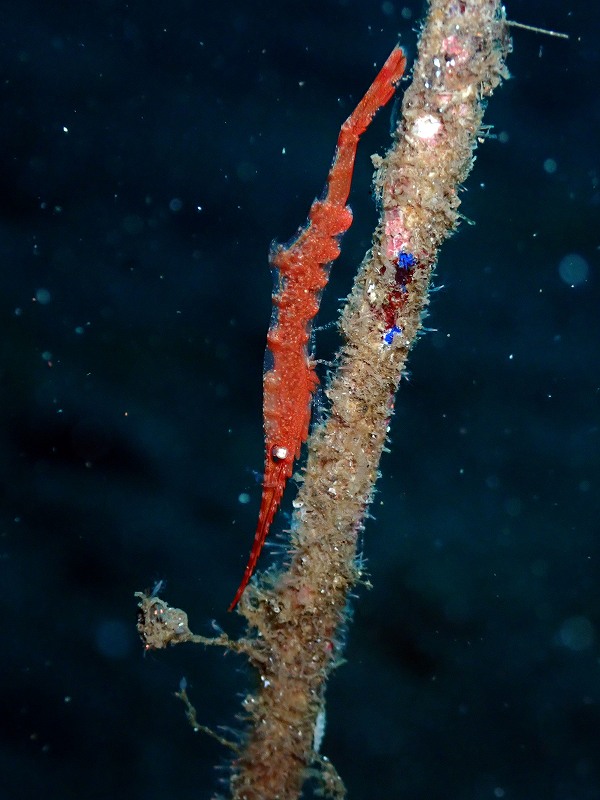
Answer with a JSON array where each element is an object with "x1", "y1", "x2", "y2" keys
[{"x1": 229, "y1": 45, "x2": 406, "y2": 610}]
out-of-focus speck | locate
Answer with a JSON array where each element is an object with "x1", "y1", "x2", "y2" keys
[
  {"x1": 122, "y1": 214, "x2": 144, "y2": 235},
  {"x1": 74, "y1": 326, "x2": 85, "y2": 335},
  {"x1": 35, "y1": 288, "x2": 52, "y2": 304},
  {"x1": 41, "y1": 350, "x2": 52, "y2": 362},
  {"x1": 558, "y1": 253, "x2": 588, "y2": 287},
  {"x1": 485, "y1": 474, "x2": 500, "y2": 490},
  {"x1": 236, "y1": 161, "x2": 257, "y2": 182},
  {"x1": 169, "y1": 198, "x2": 183, "y2": 212},
  {"x1": 238, "y1": 493, "x2": 250, "y2": 505},
  {"x1": 531, "y1": 559, "x2": 548, "y2": 577},
  {"x1": 498, "y1": 131, "x2": 509, "y2": 143},
  {"x1": 558, "y1": 616, "x2": 595, "y2": 651},
  {"x1": 95, "y1": 619, "x2": 134, "y2": 660},
  {"x1": 504, "y1": 497, "x2": 521, "y2": 518},
  {"x1": 14, "y1": 307, "x2": 22, "y2": 316},
  {"x1": 543, "y1": 158, "x2": 557, "y2": 174}
]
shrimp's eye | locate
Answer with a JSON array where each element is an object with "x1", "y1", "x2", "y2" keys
[{"x1": 271, "y1": 446, "x2": 288, "y2": 462}]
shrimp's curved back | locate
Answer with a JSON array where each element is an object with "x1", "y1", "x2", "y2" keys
[{"x1": 228, "y1": 46, "x2": 406, "y2": 611}]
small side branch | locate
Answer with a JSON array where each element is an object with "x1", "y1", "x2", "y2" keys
[
  {"x1": 135, "y1": 591, "x2": 239, "y2": 653},
  {"x1": 175, "y1": 680, "x2": 240, "y2": 753}
]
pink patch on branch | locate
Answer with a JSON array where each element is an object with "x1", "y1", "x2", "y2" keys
[
  {"x1": 441, "y1": 35, "x2": 471, "y2": 66},
  {"x1": 383, "y1": 207, "x2": 410, "y2": 259}
]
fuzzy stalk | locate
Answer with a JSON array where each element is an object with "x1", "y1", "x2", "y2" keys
[{"x1": 228, "y1": 1, "x2": 511, "y2": 797}]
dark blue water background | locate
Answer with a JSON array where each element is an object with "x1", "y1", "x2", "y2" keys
[{"x1": 1, "y1": 1, "x2": 598, "y2": 798}]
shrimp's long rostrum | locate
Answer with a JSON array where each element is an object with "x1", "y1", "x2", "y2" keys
[{"x1": 229, "y1": 46, "x2": 406, "y2": 610}]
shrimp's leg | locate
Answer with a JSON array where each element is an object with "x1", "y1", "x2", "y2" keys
[{"x1": 325, "y1": 46, "x2": 406, "y2": 208}]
